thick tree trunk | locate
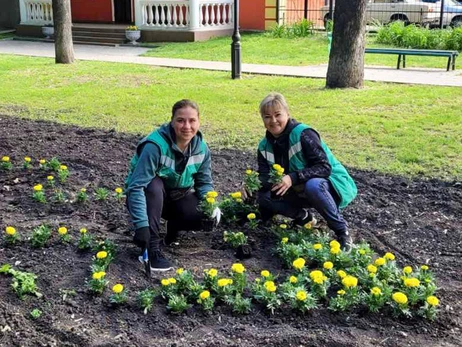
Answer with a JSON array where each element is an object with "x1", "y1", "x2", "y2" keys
[
  {"x1": 52, "y1": 0, "x2": 74, "y2": 64},
  {"x1": 326, "y1": 0, "x2": 367, "y2": 88}
]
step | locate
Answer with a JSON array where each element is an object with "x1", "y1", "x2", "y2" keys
[
  {"x1": 73, "y1": 40, "x2": 119, "y2": 47},
  {"x1": 72, "y1": 30, "x2": 126, "y2": 39},
  {"x1": 72, "y1": 27, "x2": 126, "y2": 34},
  {"x1": 72, "y1": 35, "x2": 125, "y2": 44}
]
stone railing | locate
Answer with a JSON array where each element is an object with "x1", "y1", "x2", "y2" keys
[
  {"x1": 19, "y1": 0, "x2": 53, "y2": 25},
  {"x1": 135, "y1": 0, "x2": 234, "y2": 30}
]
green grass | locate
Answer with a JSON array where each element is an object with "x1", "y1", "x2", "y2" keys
[
  {"x1": 0, "y1": 54, "x2": 461, "y2": 180},
  {"x1": 143, "y1": 32, "x2": 457, "y2": 70},
  {"x1": 0, "y1": 33, "x2": 14, "y2": 40}
]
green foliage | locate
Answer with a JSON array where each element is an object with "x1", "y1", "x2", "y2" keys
[
  {"x1": 30, "y1": 225, "x2": 51, "y2": 248},
  {"x1": 269, "y1": 19, "x2": 314, "y2": 38},
  {"x1": 48, "y1": 157, "x2": 61, "y2": 172},
  {"x1": 166, "y1": 294, "x2": 190, "y2": 313},
  {"x1": 225, "y1": 293, "x2": 252, "y2": 315},
  {"x1": 138, "y1": 288, "x2": 157, "y2": 314},
  {"x1": 94, "y1": 187, "x2": 110, "y2": 201},
  {"x1": 52, "y1": 189, "x2": 66, "y2": 203},
  {"x1": 76, "y1": 188, "x2": 88, "y2": 203},
  {"x1": 77, "y1": 230, "x2": 93, "y2": 250},
  {"x1": 223, "y1": 231, "x2": 248, "y2": 248},
  {"x1": 0, "y1": 264, "x2": 41, "y2": 299},
  {"x1": 30, "y1": 308, "x2": 42, "y2": 319}
]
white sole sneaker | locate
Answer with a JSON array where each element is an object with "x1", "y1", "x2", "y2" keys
[{"x1": 138, "y1": 256, "x2": 174, "y2": 272}]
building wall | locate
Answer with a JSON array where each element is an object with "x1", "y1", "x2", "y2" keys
[
  {"x1": 240, "y1": 0, "x2": 265, "y2": 30},
  {"x1": 0, "y1": 0, "x2": 20, "y2": 29},
  {"x1": 71, "y1": 0, "x2": 113, "y2": 23},
  {"x1": 283, "y1": 0, "x2": 325, "y2": 26}
]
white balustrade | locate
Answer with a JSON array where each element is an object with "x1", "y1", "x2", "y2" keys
[
  {"x1": 20, "y1": 0, "x2": 53, "y2": 25},
  {"x1": 198, "y1": 0, "x2": 233, "y2": 29}
]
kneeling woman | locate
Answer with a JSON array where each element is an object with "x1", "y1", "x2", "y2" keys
[{"x1": 256, "y1": 93, "x2": 357, "y2": 250}]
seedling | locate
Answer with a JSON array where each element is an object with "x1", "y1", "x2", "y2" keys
[
  {"x1": 30, "y1": 225, "x2": 51, "y2": 248},
  {"x1": 0, "y1": 264, "x2": 42, "y2": 299},
  {"x1": 4, "y1": 226, "x2": 20, "y2": 245},
  {"x1": 30, "y1": 308, "x2": 42, "y2": 319},
  {"x1": 138, "y1": 288, "x2": 157, "y2": 314},
  {"x1": 1, "y1": 156, "x2": 12, "y2": 170},
  {"x1": 76, "y1": 188, "x2": 88, "y2": 203},
  {"x1": 49, "y1": 157, "x2": 61, "y2": 171},
  {"x1": 77, "y1": 228, "x2": 93, "y2": 250},
  {"x1": 32, "y1": 184, "x2": 46, "y2": 203},
  {"x1": 95, "y1": 187, "x2": 110, "y2": 201},
  {"x1": 23, "y1": 157, "x2": 32, "y2": 169},
  {"x1": 109, "y1": 284, "x2": 128, "y2": 305},
  {"x1": 58, "y1": 165, "x2": 69, "y2": 183}
]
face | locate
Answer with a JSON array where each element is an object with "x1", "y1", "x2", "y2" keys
[
  {"x1": 261, "y1": 105, "x2": 290, "y2": 137},
  {"x1": 171, "y1": 106, "x2": 200, "y2": 143}
]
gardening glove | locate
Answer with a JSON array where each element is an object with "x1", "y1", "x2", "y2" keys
[
  {"x1": 211, "y1": 207, "x2": 222, "y2": 226},
  {"x1": 133, "y1": 227, "x2": 150, "y2": 249}
]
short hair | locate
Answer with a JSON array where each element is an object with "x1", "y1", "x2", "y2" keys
[
  {"x1": 171, "y1": 99, "x2": 200, "y2": 119},
  {"x1": 259, "y1": 92, "x2": 289, "y2": 116}
]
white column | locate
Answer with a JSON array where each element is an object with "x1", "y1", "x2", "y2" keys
[
  {"x1": 189, "y1": 0, "x2": 200, "y2": 30},
  {"x1": 19, "y1": 0, "x2": 28, "y2": 24},
  {"x1": 135, "y1": 0, "x2": 143, "y2": 27}
]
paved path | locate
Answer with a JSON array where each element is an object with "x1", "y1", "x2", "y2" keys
[{"x1": 1, "y1": 40, "x2": 461, "y2": 87}]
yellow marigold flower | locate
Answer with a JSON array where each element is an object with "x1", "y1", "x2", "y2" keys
[
  {"x1": 304, "y1": 222, "x2": 313, "y2": 229},
  {"x1": 206, "y1": 197, "x2": 215, "y2": 204},
  {"x1": 230, "y1": 192, "x2": 242, "y2": 199},
  {"x1": 217, "y1": 278, "x2": 232, "y2": 287},
  {"x1": 281, "y1": 237, "x2": 289, "y2": 244},
  {"x1": 384, "y1": 252, "x2": 395, "y2": 261},
  {"x1": 309, "y1": 270, "x2": 323, "y2": 280},
  {"x1": 292, "y1": 258, "x2": 306, "y2": 270},
  {"x1": 426, "y1": 296, "x2": 439, "y2": 306},
  {"x1": 247, "y1": 213, "x2": 256, "y2": 220},
  {"x1": 112, "y1": 284, "x2": 124, "y2": 294},
  {"x1": 231, "y1": 263, "x2": 245, "y2": 274},
  {"x1": 59, "y1": 165, "x2": 68, "y2": 171},
  {"x1": 96, "y1": 251, "x2": 108, "y2": 259},
  {"x1": 2, "y1": 156, "x2": 10, "y2": 162},
  {"x1": 161, "y1": 279, "x2": 170, "y2": 286},
  {"x1": 245, "y1": 169, "x2": 253, "y2": 175},
  {"x1": 403, "y1": 266, "x2": 413, "y2": 274},
  {"x1": 342, "y1": 275, "x2": 358, "y2": 288},
  {"x1": 371, "y1": 287, "x2": 382, "y2": 296},
  {"x1": 337, "y1": 270, "x2": 347, "y2": 279},
  {"x1": 115, "y1": 187, "x2": 123, "y2": 194},
  {"x1": 404, "y1": 278, "x2": 420, "y2": 288},
  {"x1": 206, "y1": 191, "x2": 218, "y2": 198},
  {"x1": 272, "y1": 164, "x2": 282, "y2": 171},
  {"x1": 24, "y1": 157, "x2": 31, "y2": 162},
  {"x1": 421, "y1": 265, "x2": 429, "y2": 271},
  {"x1": 261, "y1": 270, "x2": 270, "y2": 278},
  {"x1": 47, "y1": 175, "x2": 54, "y2": 181},
  {"x1": 39, "y1": 159, "x2": 46, "y2": 164},
  {"x1": 289, "y1": 276, "x2": 298, "y2": 284},
  {"x1": 329, "y1": 240, "x2": 340, "y2": 248},
  {"x1": 337, "y1": 289, "x2": 346, "y2": 295},
  {"x1": 168, "y1": 278, "x2": 176, "y2": 284},
  {"x1": 276, "y1": 171, "x2": 283, "y2": 176},
  {"x1": 323, "y1": 261, "x2": 334, "y2": 270},
  {"x1": 80, "y1": 228, "x2": 87, "y2": 234},
  {"x1": 330, "y1": 247, "x2": 341, "y2": 255},
  {"x1": 92, "y1": 271, "x2": 106, "y2": 280},
  {"x1": 374, "y1": 257, "x2": 386, "y2": 266},
  {"x1": 359, "y1": 249, "x2": 366, "y2": 255},
  {"x1": 313, "y1": 277, "x2": 324, "y2": 285},
  {"x1": 208, "y1": 268, "x2": 218, "y2": 278},
  {"x1": 33, "y1": 184, "x2": 43, "y2": 192},
  {"x1": 313, "y1": 243, "x2": 323, "y2": 250},
  {"x1": 279, "y1": 224, "x2": 287, "y2": 229},
  {"x1": 255, "y1": 278, "x2": 261, "y2": 283},
  {"x1": 5, "y1": 226, "x2": 16, "y2": 235},
  {"x1": 367, "y1": 264, "x2": 377, "y2": 274},
  {"x1": 235, "y1": 198, "x2": 243, "y2": 203},
  {"x1": 58, "y1": 227, "x2": 67, "y2": 235},
  {"x1": 199, "y1": 290, "x2": 210, "y2": 300},
  {"x1": 296, "y1": 290, "x2": 307, "y2": 301},
  {"x1": 392, "y1": 292, "x2": 408, "y2": 305},
  {"x1": 264, "y1": 281, "x2": 277, "y2": 292},
  {"x1": 176, "y1": 268, "x2": 184, "y2": 275},
  {"x1": 80, "y1": 188, "x2": 87, "y2": 193}
]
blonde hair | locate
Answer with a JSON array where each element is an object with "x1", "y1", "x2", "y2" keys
[{"x1": 259, "y1": 92, "x2": 289, "y2": 116}]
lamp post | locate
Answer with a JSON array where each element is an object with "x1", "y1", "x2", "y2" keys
[
  {"x1": 231, "y1": 0, "x2": 241, "y2": 79},
  {"x1": 439, "y1": 0, "x2": 445, "y2": 29}
]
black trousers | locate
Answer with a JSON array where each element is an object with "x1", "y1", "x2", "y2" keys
[{"x1": 145, "y1": 177, "x2": 202, "y2": 248}]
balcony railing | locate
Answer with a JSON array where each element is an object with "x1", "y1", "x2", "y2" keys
[{"x1": 19, "y1": 0, "x2": 53, "y2": 25}]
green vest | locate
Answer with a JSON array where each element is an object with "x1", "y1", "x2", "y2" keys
[
  {"x1": 258, "y1": 124, "x2": 357, "y2": 209},
  {"x1": 126, "y1": 130, "x2": 207, "y2": 190}
]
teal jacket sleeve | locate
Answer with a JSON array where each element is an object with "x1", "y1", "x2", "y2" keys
[
  {"x1": 193, "y1": 147, "x2": 214, "y2": 198},
  {"x1": 126, "y1": 143, "x2": 161, "y2": 230}
]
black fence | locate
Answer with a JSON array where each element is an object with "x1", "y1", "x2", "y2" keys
[{"x1": 279, "y1": 0, "x2": 462, "y2": 29}]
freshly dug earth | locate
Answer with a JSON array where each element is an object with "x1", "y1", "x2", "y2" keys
[{"x1": 0, "y1": 116, "x2": 461, "y2": 347}]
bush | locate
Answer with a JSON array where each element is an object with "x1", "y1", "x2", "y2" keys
[
  {"x1": 269, "y1": 19, "x2": 314, "y2": 38},
  {"x1": 376, "y1": 22, "x2": 462, "y2": 51}
]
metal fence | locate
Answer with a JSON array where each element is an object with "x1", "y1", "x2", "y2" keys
[{"x1": 279, "y1": 0, "x2": 462, "y2": 29}]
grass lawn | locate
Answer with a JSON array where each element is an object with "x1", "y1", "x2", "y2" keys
[
  {"x1": 142, "y1": 32, "x2": 457, "y2": 70},
  {"x1": 0, "y1": 55, "x2": 461, "y2": 180}
]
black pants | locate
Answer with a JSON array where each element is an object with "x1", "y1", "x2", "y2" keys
[{"x1": 145, "y1": 177, "x2": 202, "y2": 248}]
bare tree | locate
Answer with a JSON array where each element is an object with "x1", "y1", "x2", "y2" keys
[
  {"x1": 52, "y1": 0, "x2": 74, "y2": 64},
  {"x1": 326, "y1": 0, "x2": 367, "y2": 88}
]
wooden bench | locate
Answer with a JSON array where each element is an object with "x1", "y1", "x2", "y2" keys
[{"x1": 365, "y1": 48, "x2": 459, "y2": 71}]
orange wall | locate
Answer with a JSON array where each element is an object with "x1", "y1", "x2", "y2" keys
[
  {"x1": 285, "y1": 0, "x2": 325, "y2": 25},
  {"x1": 240, "y1": 0, "x2": 266, "y2": 30},
  {"x1": 71, "y1": 0, "x2": 113, "y2": 23}
]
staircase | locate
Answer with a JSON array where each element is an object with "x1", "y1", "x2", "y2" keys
[{"x1": 71, "y1": 25, "x2": 127, "y2": 46}]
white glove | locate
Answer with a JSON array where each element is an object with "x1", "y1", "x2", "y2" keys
[{"x1": 211, "y1": 207, "x2": 222, "y2": 226}]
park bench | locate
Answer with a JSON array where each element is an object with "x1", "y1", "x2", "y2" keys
[{"x1": 365, "y1": 48, "x2": 459, "y2": 71}]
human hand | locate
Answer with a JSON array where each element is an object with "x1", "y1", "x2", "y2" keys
[
  {"x1": 133, "y1": 227, "x2": 150, "y2": 249},
  {"x1": 271, "y1": 175, "x2": 292, "y2": 196},
  {"x1": 212, "y1": 207, "x2": 222, "y2": 226}
]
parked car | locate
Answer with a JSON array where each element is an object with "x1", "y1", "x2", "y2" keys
[
  {"x1": 423, "y1": 0, "x2": 462, "y2": 26},
  {"x1": 320, "y1": 0, "x2": 440, "y2": 28}
]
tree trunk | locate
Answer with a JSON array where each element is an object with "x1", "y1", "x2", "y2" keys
[
  {"x1": 52, "y1": 0, "x2": 74, "y2": 64},
  {"x1": 326, "y1": 0, "x2": 367, "y2": 88}
]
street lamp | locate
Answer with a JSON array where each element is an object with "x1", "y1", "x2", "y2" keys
[{"x1": 231, "y1": 0, "x2": 241, "y2": 79}]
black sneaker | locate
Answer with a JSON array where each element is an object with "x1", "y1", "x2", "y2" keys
[
  {"x1": 338, "y1": 232, "x2": 353, "y2": 252},
  {"x1": 164, "y1": 230, "x2": 179, "y2": 247},
  {"x1": 293, "y1": 209, "x2": 317, "y2": 228},
  {"x1": 138, "y1": 250, "x2": 173, "y2": 272}
]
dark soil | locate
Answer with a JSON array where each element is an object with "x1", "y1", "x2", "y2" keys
[{"x1": 0, "y1": 116, "x2": 461, "y2": 347}]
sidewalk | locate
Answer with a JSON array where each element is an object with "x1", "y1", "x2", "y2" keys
[{"x1": 0, "y1": 40, "x2": 461, "y2": 87}]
